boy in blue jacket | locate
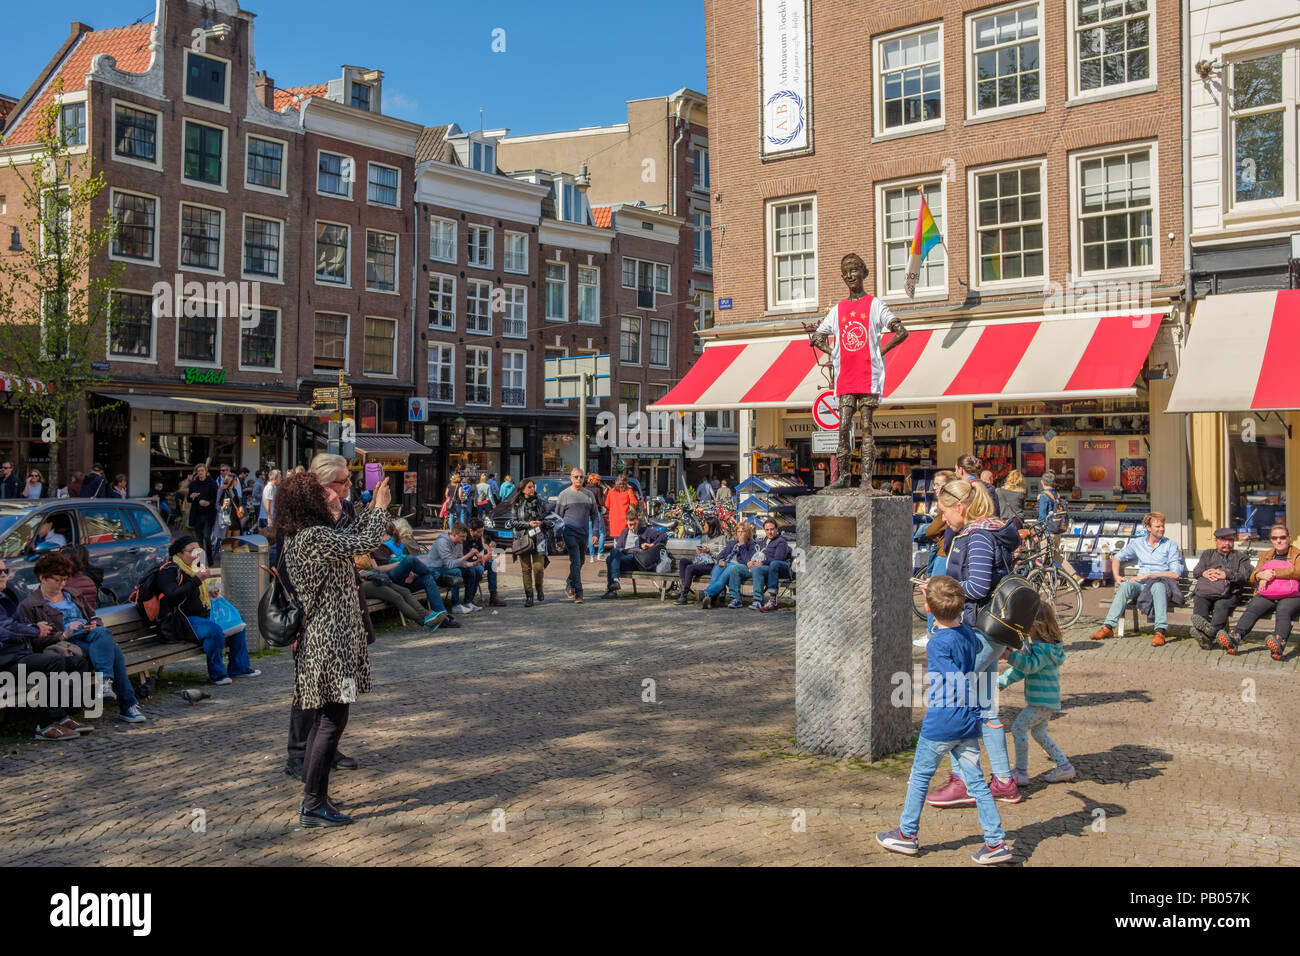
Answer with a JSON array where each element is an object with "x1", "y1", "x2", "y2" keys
[{"x1": 877, "y1": 575, "x2": 1012, "y2": 864}]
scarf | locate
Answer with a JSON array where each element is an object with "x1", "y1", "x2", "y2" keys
[{"x1": 174, "y1": 555, "x2": 212, "y2": 610}]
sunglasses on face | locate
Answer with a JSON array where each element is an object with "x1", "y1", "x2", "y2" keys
[{"x1": 1271, "y1": 535, "x2": 1289, "y2": 541}]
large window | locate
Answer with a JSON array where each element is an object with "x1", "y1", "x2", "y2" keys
[
  {"x1": 111, "y1": 191, "x2": 157, "y2": 262},
  {"x1": 368, "y1": 163, "x2": 399, "y2": 206},
  {"x1": 972, "y1": 164, "x2": 1044, "y2": 285},
  {"x1": 649, "y1": 319, "x2": 670, "y2": 367},
  {"x1": 466, "y1": 347, "x2": 491, "y2": 405},
  {"x1": 1227, "y1": 415, "x2": 1288, "y2": 537},
  {"x1": 314, "y1": 313, "x2": 348, "y2": 370},
  {"x1": 504, "y1": 231, "x2": 528, "y2": 273},
  {"x1": 429, "y1": 275, "x2": 455, "y2": 330},
  {"x1": 185, "y1": 52, "x2": 228, "y2": 105},
  {"x1": 246, "y1": 136, "x2": 284, "y2": 191},
  {"x1": 502, "y1": 285, "x2": 527, "y2": 338},
  {"x1": 366, "y1": 230, "x2": 398, "y2": 292},
  {"x1": 468, "y1": 224, "x2": 492, "y2": 268},
  {"x1": 467, "y1": 280, "x2": 492, "y2": 335},
  {"x1": 180, "y1": 204, "x2": 222, "y2": 272},
  {"x1": 502, "y1": 351, "x2": 526, "y2": 407},
  {"x1": 350, "y1": 82, "x2": 372, "y2": 111},
  {"x1": 621, "y1": 258, "x2": 670, "y2": 308},
  {"x1": 620, "y1": 316, "x2": 641, "y2": 365},
  {"x1": 240, "y1": 308, "x2": 278, "y2": 370},
  {"x1": 114, "y1": 104, "x2": 157, "y2": 164},
  {"x1": 619, "y1": 382, "x2": 642, "y2": 419},
  {"x1": 969, "y1": 3, "x2": 1041, "y2": 116},
  {"x1": 694, "y1": 210, "x2": 713, "y2": 269},
  {"x1": 183, "y1": 122, "x2": 223, "y2": 186},
  {"x1": 60, "y1": 102, "x2": 86, "y2": 147},
  {"x1": 1072, "y1": 0, "x2": 1151, "y2": 97},
  {"x1": 109, "y1": 290, "x2": 153, "y2": 359},
  {"x1": 177, "y1": 302, "x2": 219, "y2": 364},
  {"x1": 551, "y1": 179, "x2": 585, "y2": 223},
  {"x1": 363, "y1": 317, "x2": 397, "y2": 375},
  {"x1": 1075, "y1": 146, "x2": 1154, "y2": 275},
  {"x1": 471, "y1": 140, "x2": 496, "y2": 173},
  {"x1": 578, "y1": 266, "x2": 600, "y2": 323},
  {"x1": 877, "y1": 25, "x2": 943, "y2": 132},
  {"x1": 767, "y1": 198, "x2": 817, "y2": 309},
  {"x1": 881, "y1": 181, "x2": 945, "y2": 295},
  {"x1": 430, "y1": 217, "x2": 456, "y2": 262},
  {"x1": 243, "y1": 216, "x2": 282, "y2": 279},
  {"x1": 428, "y1": 344, "x2": 455, "y2": 403},
  {"x1": 315, "y1": 222, "x2": 349, "y2": 285},
  {"x1": 693, "y1": 144, "x2": 710, "y2": 189},
  {"x1": 1230, "y1": 52, "x2": 1286, "y2": 205},
  {"x1": 546, "y1": 262, "x2": 567, "y2": 320},
  {"x1": 318, "y1": 151, "x2": 353, "y2": 198}
]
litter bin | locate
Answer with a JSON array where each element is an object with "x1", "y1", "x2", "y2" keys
[{"x1": 219, "y1": 535, "x2": 270, "y2": 651}]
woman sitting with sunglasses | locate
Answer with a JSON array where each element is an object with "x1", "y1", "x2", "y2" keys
[{"x1": 1219, "y1": 524, "x2": 1300, "y2": 661}]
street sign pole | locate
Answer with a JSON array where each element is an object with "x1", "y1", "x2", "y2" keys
[{"x1": 579, "y1": 371, "x2": 589, "y2": 474}]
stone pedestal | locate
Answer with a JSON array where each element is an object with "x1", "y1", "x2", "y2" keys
[{"x1": 794, "y1": 492, "x2": 912, "y2": 760}]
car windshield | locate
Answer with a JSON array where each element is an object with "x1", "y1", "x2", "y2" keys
[
  {"x1": 0, "y1": 511, "x2": 44, "y2": 559},
  {"x1": 0, "y1": 514, "x2": 19, "y2": 538}
]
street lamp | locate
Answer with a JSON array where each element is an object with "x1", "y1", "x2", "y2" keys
[{"x1": 575, "y1": 162, "x2": 591, "y2": 194}]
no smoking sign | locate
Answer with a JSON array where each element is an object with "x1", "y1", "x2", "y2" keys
[{"x1": 812, "y1": 390, "x2": 840, "y2": 430}]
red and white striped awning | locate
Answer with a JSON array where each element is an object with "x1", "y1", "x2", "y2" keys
[
  {"x1": 651, "y1": 311, "x2": 1164, "y2": 411},
  {"x1": 0, "y1": 371, "x2": 47, "y2": 394},
  {"x1": 1166, "y1": 290, "x2": 1300, "y2": 413}
]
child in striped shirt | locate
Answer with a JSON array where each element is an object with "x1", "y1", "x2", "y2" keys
[{"x1": 998, "y1": 599, "x2": 1076, "y2": 785}]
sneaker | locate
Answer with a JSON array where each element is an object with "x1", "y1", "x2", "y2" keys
[
  {"x1": 573, "y1": 595, "x2": 584, "y2": 604},
  {"x1": 971, "y1": 841, "x2": 1013, "y2": 865},
  {"x1": 1012, "y1": 769, "x2": 1030, "y2": 787},
  {"x1": 1151, "y1": 629, "x2": 1167, "y2": 647},
  {"x1": 925, "y1": 773, "x2": 975, "y2": 807},
  {"x1": 600, "y1": 589, "x2": 620, "y2": 600},
  {"x1": 119, "y1": 705, "x2": 147, "y2": 724},
  {"x1": 673, "y1": 591, "x2": 692, "y2": 606},
  {"x1": 1090, "y1": 624, "x2": 1115, "y2": 641},
  {"x1": 424, "y1": 610, "x2": 447, "y2": 630},
  {"x1": 57, "y1": 717, "x2": 93, "y2": 735},
  {"x1": 727, "y1": 599, "x2": 744, "y2": 609},
  {"x1": 452, "y1": 604, "x2": 471, "y2": 615},
  {"x1": 440, "y1": 617, "x2": 462, "y2": 628},
  {"x1": 234, "y1": 669, "x2": 262, "y2": 678},
  {"x1": 875, "y1": 828, "x2": 919, "y2": 856},
  {"x1": 1217, "y1": 631, "x2": 1240, "y2": 656},
  {"x1": 33, "y1": 723, "x2": 80, "y2": 741},
  {"x1": 464, "y1": 603, "x2": 483, "y2": 613},
  {"x1": 100, "y1": 677, "x2": 117, "y2": 701},
  {"x1": 1190, "y1": 614, "x2": 1214, "y2": 649},
  {"x1": 1266, "y1": 635, "x2": 1286, "y2": 661},
  {"x1": 760, "y1": 599, "x2": 779, "y2": 612},
  {"x1": 912, "y1": 636, "x2": 930, "y2": 647},
  {"x1": 989, "y1": 775, "x2": 1022, "y2": 804},
  {"x1": 1044, "y1": 763, "x2": 1077, "y2": 783},
  {"x1": 699, "y1": 595, "x2": 713, "y2": 610},
  {"x1": 213, "y1": 676, "x2": 233, "y2": 686}
]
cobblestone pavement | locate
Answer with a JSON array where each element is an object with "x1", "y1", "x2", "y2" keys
[{"x1": 3, "y1": 561, "x2": 1296, "y2": 866}]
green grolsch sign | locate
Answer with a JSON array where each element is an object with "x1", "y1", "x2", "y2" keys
[{"x1": 183, "y1": 368, "x2": 226, "y2": 386}]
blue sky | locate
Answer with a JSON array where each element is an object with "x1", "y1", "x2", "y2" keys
[{"x1": 3, "y1": 0, "x2": 707, "y2": 135}]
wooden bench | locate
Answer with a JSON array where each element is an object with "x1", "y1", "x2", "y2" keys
[
  {"x1": 99, "y1": 603, "x2": 203, "y2": 678},
  {"x1": 599, "y1": 568, "x2": 797, "y2": 604},
  {"x1": 1118, "y1": 570, "x2": 1257, "y2": 637}
]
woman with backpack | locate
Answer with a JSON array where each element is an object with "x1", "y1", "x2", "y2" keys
[
  {"x1": 923, "y1": 479, "x2": 1026, "y2": 809},
  {"x1": 474, "y1": 473, "x2": 493, "y2": 520}
]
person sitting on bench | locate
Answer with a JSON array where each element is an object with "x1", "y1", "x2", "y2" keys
[
  {"x1": 601, "y1": 510, "x2": 668, "y2": 599},
  {"x1": 1218, "y1": 523, "x2": 1300, "y2": 661},
  {"x1": 371, "y1": 519, "x2": 451, "y2": 625},
  {"x1": 673, "y1": 517, "x2": 728, "y2": 605},
  {"x1": 699, "y1": 523, "x2": 759, "y2": 610},
  {"x1": 426, "y1": 523, "x2": 484, "y2": 614},
  {"x1": 1090, "y1": 511, "x2": 1185, "y2": 647},
  {"x1": 1189, "y1": 527, "x2": 1253, "y2": 650},
  {"x1": 750, "y1": 518, "x2": 794, "y2": 612}
]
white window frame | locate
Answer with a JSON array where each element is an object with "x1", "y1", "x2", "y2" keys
[
  {"x1": 107, "y1": 287, "x2": 158, "y2": 364},
  {"x1": 182, "y1": 49, "x2": 231, "y2": 111},
  {"x1": 1068, "y1": 140, "x2": 1160, "y2": 282},
  {"x1": 619, "y1": 382, "x2": 643, "y2": 422},
  {"x1": 967, "y1": 158, "x2": 1048, "y2": 293},
  {"x1": 238, "y1": 305, "x2": 281, "y2": 373},
  {"x1": 57, "y1": 97, "x2": 87, "y2": 150},
  {"x1": 362, "y1": 316, "x2": 399, "y2": 378},
  {"x1": 175, "y1": 299, "x2": 223, "y2": 369},
  {"x1": 875, "y1": 177, "x2": 947, "y2": 301},
  {"x1": 649, "y1": 318, "x2": 671, "y2": 368},
  {"x1": 366, "y1": 161, "x2": 401, "y2": 208},
  {"x1": 1226, "y1": 47, "x2": 1297, "y2": 214},
  {"x1": 504, "y1": 231, "x2": 528, "y2": 274},
  {"x1": 544, "y1": 346, "x2": 568, "y2": 407},
  {"x1": 873, "y1": 22, "x2": 945, "y2": 138},
  {"x1": 465, "y1": 346, "x2": 492, "y2": 406},
  {"x1": 466, "y1": 279, "x2": 493, "y2": 335},
  {"x1": 694, "y1": 291, "x2": 713, "y2": 353},
  {"x1": 428, "y1": 343, "x2": 456, "y2": 404},
  {"x1": 177, "y1": 201, "x2": 225, "y2": 276},
  {"x1": 620, "y1": 315, "x2": 642, "y2": 366},
  {"x1": 502, "y1": 284, "x2": 528, "y2": 339},
  {"x1": 467, "y1": 224, "x2": 493, "y2": 269},
  {"x1": 545, "y1": 261, "x2": 568, "y2": 321},
  {"x1": 111, "y1": 99, "x2": 162, "y2": 171},
  {"x1": 765, "y1": 195, "x2": 818, "y2": 312},
  {"x1": 692, "y1": 143, "x2": 710, "y2": 191},
  {"x1": 429, "y1": 274, "x2": 456, "y2": 331},
  {"x1": 314, "y1": 220, "x2": 351, "y2": 288},
  {"x1": 1067, "y1": 0, "x2": 1157, "y2": 105},
  {"x1": 693, "y1": 209, "x2": 713, "y2": 270},
  {"x1": 245, "y1": 133, "x2": 288, "y2": 196},
  {"x1": 502, "y1": 350, "x2": 527, "y2": 407},
  {"x1": 471, "y1": 139, "x2": 496, "y2": 173},
  {"x1": 313, "y1": 311, "x2": 351, "y2": 374},
  {"x1": 241, "y1": 213, "x2": 285, "y2": 283},
  {"x1": 430, "y1": 216, "x2": 457, "y2": 263},
  {"x1": 365, "y1": 229, "x2": 400, "y2": 295},
  {"x1": 316, "y1": 149, "x2": 355, "y2": 200},
  {"x1": 966, "y1": 1, "x2": 1044, "y2": 122},
  {"x1": 180, "y1": 118, "x2": 228, "y2": 192},
  {"x1": 577, "y1": 265, "x2": 600, "y2": 324},
  {"x1": 38, "y1": 187, "x2": 71, "y2": 260},
  {"x1": 109, "y1": 188, "x2": 160, "y2": 267}
]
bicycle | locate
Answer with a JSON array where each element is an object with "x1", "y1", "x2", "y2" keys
[{"x1": 1017, "y1": 530, "x2": 1084, "y2": 627}]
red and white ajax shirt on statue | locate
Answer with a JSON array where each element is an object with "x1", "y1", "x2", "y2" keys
[{"x1": 814, "y1": 294, "x2": 897, "y2": 397}]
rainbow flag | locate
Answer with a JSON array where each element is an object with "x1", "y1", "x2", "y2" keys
[{"x1": 904, "y1": 196, "x2": 942, "y2": 297}]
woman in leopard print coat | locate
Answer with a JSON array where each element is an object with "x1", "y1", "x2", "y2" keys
[{"x1": 275, "y1": 471, "x2": 394, "y2": 826}]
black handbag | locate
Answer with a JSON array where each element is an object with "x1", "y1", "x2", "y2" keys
[
  {"x1": 258, "y1": 549, "x2": 303, "y2": 648},
  {"x1": 973, "y1": 536, "x2": 1036, "y2": 650},
  {"x1": 511, "y1": 529, "x2": 535, "y2": 555}
]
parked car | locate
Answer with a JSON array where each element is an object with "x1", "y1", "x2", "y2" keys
[
  {"x1": 481, "y1": 475, "x2": 644, "y2": 546},
  {"x1": 0, "y1": 498, "x2": 172, "y2": 601}
]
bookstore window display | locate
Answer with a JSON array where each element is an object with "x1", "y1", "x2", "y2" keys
[{"x1": 1226, "y1": 415, "x2": 1287, "y2": 539}]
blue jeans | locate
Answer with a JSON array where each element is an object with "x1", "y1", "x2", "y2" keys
[
  {"x1": 453, "y1": 502, "x2": 472, "y2": 528},
  {"x1": 562, "y1": 527, "x2": 587, "y2": 597},
  {"x1": 72, "y1": 625, "x2": 137, "y2": 710},
  {"x1": 703, "y1": 564, "x2": 735, "y2": 599},
  {"x1": 480, "y1": 560, "x2": 497, "y2": 595},
  {"x1": 948, "y1": 629, "x2": 1011, "y2": 779},
  {"x1": 1105, "y1": 579, "x2": 1168, "y2": 631},
  {"x1": 926, "y1": 553, "x2": 948, "y2": 635},
  {"x1": 901, "y1": 736, "x2": 1004, "y2": 845},
  {"x1": 606, "y1": 550, "x2": 640, "y2": 584},
  {"x1": 187, "y1": 615, "x2": 252, "y2": 683},
  {"x1": 428, "y1": 566, "x2": 480, "y2": 607},
  {"x1": 387, "y1": 557, "x2": 445, "y2": 614},
  {"x1": 726, "y1": 565, "x2": 755, "y2": 601},
  {"x1": 751, "y1": 560, "x2": 791, "y2": 601},
  {"x1": 588, "y1": 518, "x2": 606, "y2": 559}
]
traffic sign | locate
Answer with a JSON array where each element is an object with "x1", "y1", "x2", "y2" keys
[
  {"x1": 812, "y1": 430, "x2": 839, "y2": 454},
  {"x1": 812, "y1": 389, "x2": 840, "y2": 430}
]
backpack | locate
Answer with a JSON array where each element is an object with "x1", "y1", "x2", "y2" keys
[
  {"x1": 969, "y1": 530, "x2": 1036, "y2": 650},
  {"x1": 1041, "y1": 490, "x2": 1069, "y2": 535},
  {"x1": 128, "y1": 563, "x2": 166, "y2": 623}
]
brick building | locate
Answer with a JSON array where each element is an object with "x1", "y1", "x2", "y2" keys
[{"x1": 659, "y1": 0, "x2": 1191, "y2": 542}]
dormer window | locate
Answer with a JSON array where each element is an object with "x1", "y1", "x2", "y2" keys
[
  {"x1": 471, "y1": 140, "x2": 496, "y2": 173},
  {"x1": 551, "y1": 178, "x2": 586, "y2": 224},
  {"x1": 350, "y1": 82, "x2": 372, "y2": 111}
]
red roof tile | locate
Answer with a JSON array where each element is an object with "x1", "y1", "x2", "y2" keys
[
  {"x1": 273, "y1": 83, "x2": 328, "y2": 112},
  {"x1": 591, "y1": 205, "x2": 613, "y2": 229},
  {"x1": 5, "y1": 24, "x2": 153, "y2": 145}
]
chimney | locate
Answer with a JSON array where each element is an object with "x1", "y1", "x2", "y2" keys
[{"x1": 254, "y1": 71, "x2": 275, "y2": 110}]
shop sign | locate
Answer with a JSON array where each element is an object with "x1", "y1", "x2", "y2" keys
[
  {"x1": 363, "y1": 451, "x2": 409, "y2": 468},
  {"x1": 717, "y1": 297, "x2": 733, "y2": 310},
  {"x1": 874, "y1": 413, "x2": 936, "y2": 435},
  {"x1": 182, "y1": 367, "x2": 226, "y2": 386}
]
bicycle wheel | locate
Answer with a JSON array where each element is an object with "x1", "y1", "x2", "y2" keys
[
  {"x1": 1028, "y1": 565, "x2": 1084, "y2": 628},
  {"x1": 910, "y1": 571, "x2": 930, "y2": 621}
]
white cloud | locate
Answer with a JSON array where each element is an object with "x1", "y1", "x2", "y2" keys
[{"x1": 384, "y1": 90, "x2": 419, "y2": 113}]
